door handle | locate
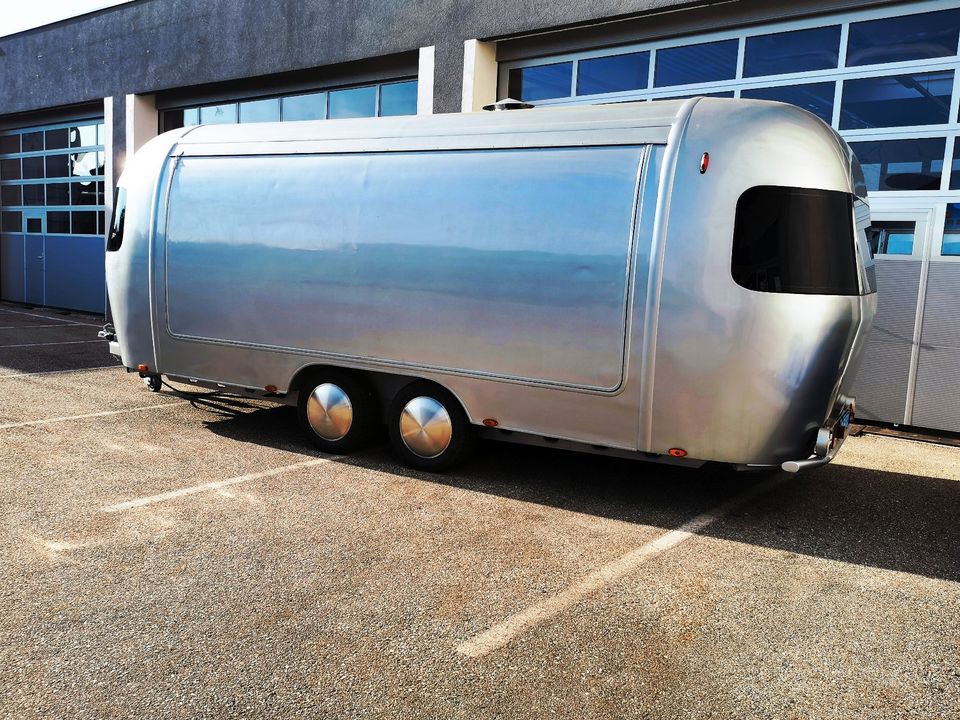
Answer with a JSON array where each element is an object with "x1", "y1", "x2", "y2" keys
[{"x1": 37, "y1": 255, "x2": 44, "y2": 260}]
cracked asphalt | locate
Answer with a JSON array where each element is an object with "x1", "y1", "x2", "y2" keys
[{"x1": 1, "y1": 302, "x2": 958, "y2": 719}]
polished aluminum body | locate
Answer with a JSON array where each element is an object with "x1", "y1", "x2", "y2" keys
[{"x1": 106, "y1": 98, "x2": 876, "y2": 467}]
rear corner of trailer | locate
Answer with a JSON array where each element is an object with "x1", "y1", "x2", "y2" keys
[
  {"x1": 105, "y1": 129, "x2": 188, "y2": 374},
  {"x1": 648, "y1": 97, "x2": 877, "y2": 470}
]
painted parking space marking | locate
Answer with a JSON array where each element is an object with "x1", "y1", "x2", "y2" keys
[
  {"x1": 0, "y1": 400, "x2": 188, "y2": 430},
  {"x1": 0, "y1": 366, "x2": 120, "y2": 380},
  {"x1": 0, "y1": 306, "x2": 102, "y2": 327},
  {"x1": 0, "y1": 339, "x2": 104, "y2": 349},
  {"x1": 456, "y1": 474, "x2": 785, "y2": 659},
  {"x1": 0, "y1": 323, "x2": 81, "y2": 330},
  {"x1": 102, "y1": 457, "x2": 334, "y2": 512}
]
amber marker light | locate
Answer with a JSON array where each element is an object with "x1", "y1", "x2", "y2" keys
[
  {"x1": 668, "y1": 447, "x2": 688, "y2": 457},
  {"x1": 264, "y1": 384, "x2": 278, "y2": 393},
  {"x1": 482, "y1": 418, "x2": 499, "y2": 427},
  {"x1": 137, "y1": 364, "x2": 149, "y2": 373},
  {"x1": 699, "y1": 152, "x2": 710, "y2": 174}
]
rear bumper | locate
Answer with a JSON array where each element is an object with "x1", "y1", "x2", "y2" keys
[{"x1": 781, "y1": 395, "x2": 855, "y2": 473}]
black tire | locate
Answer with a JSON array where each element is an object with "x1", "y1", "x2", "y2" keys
[
  {"x1": 297, "y1": 369, "x2": 379, "y2": 454},
  {"x1": 387, "y1": 381, "x2": 474, "y2": 472}
]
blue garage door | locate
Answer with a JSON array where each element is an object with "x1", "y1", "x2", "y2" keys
[{"x1": 0, "y1": 118, "x2": 106, "y2": 314}]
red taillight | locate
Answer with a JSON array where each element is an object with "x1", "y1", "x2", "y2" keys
[
  {"x1": 699, "y1": 152, "x2": 709, "y2": 174},
  {"x1": 668, "y1": 448, "x2": 687, "y2": 457}
]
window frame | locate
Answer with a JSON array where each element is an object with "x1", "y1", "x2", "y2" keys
[
  {"x1": 161, "y1": 77, "x2": 419, "y2": 132},
  {"x1": 497, "y1": 0, "x2": 960, "y2": 201},
  {"x1": 0, "y1": 117, "x2": 106, "y2": 237}
]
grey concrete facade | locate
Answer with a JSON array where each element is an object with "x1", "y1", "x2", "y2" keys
[
  {"x1": 1, "y1": 0, "x2": 896, "y2": 114},
  {"x1": 0, "y1": 0, "x2": 898, "y2": 173}
]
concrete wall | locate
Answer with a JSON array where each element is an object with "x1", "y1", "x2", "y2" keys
[{"x1": 0, "y1": 0, "x2": 732, "y2": 117}]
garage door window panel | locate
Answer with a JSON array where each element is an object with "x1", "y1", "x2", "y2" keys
[
  {"x1": 577, "y1": 52, "x2": 649, "y2": 96},
  {"x1": 839, "y1": 71, "x2": 953, "y2": 130},
  {"x1": 282, "y1": 92, "x2": 327, "y2": 121},
  {"x1": 741, "y1": 82, "x2": 835, "y2": 124},
  {"x1": 654, "y1": 39, "x2": 738, "y2": 87},
  {"x1": 848, "y1": 138, "x2": 945, "y2": 192},
  {"x1": 943, "y1": 205, "x2": 960, "y2": 256},
  {"x1": 847, "y1": 9, "x2": 960, "y2": 67},
  {"x1": 744, "y1": 25, "x2": 841, "y2": 77},
  {"x1": 379, "y1": 81, "x2": 417, "y2": 116},
  {"x1": 866, "y1": 221, "x2": 915, "y2": 256}
]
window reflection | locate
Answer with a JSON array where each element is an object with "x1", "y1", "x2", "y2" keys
[
  {"x1": 744, "y1": 25, "x2": 841, "y2": 77},
  {"x1": 866, "y1": 221, "x2": 915, "y2": 255},
  {"x1": 943, "y1": 204, "x2": 960, "y2": 256},
  {"x1": 654, "y1": 39, "x2": 738, "y2": 87},
  {"x1": 849, "y1": 138, "x2": 945, "y2": 191},
  {"x1": 0, "y1": 120, "x2": 105, "y2": 237},
  {"x1": 950, "y1": 142, "x2": 960, "y2": 190},
  {"x1": 239, "y1": 98, "x2": 280, "y2": 123},
  {"x1": 282, "y1": 92, "x2": 326, "y2": 121},
  {"x1": 328, "y1": 86, "x2": 377, "y2": 119},
  {"x1": 164, "y1": 80, "x2": 416, "y2": 129},
  {"x1": 71, "y1": 148, "x2": 99, "y2": 178},
  {"x1": 577, "y1": 52, "x2": 649, "y2": 95},
  {"x1": 741, "y1": 82, "x2": 835, "y2": 124},
  {"x1": 70, "y1": 125, "x2": 97, "y2": 148},
  {"x1": 847, "y1": 9, "x2": 960, "y2": 67},
  {"x1": 508, "y1": 63, "x2": 573, "y2": 101},
  {"x1": 200, "y1": 104, "x2": 238, "y2": 124},
  {"x1": 182, "y1": 108, "x2": 200, "y2": 126},
  {"x1": 379, "y1": 80, "x2": 418, "y2": 117},
  {"x1": 840, "y1": 71, "x2": 953, "y2": 129}
]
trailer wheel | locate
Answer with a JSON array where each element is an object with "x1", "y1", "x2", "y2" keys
[
  {"x1": 297, "y1": 370, "x2": 378, "y2": 454},
  {"x1": 387, "y1": 382, "x2": 473, "y2": 472}
]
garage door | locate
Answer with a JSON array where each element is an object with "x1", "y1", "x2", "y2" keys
[{"x1": 0, "y1": 118, "x2": 106, "y2": 314}]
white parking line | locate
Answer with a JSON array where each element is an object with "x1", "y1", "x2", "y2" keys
[
  {"x1": 0, "y1": 306, "x2": 102, "y2": 327},
  {"x1": 0, "y1": 366, "x2": 120, "y2": 380},
  {"x1": 0, "y1": 340, "x2": 103, "y2": 349},
  {"x1": 0, "y1": 400, "x2": 187, "y2": 430},
  {"x1": 456, "y1": 474, "x2": 785, "y2": 659},
  {"x1": 102, "y1": 457, "x2": 334, "y2": 512},
  {"x1": 0, "y1": 323, "x2": 80, "y2": 330}
]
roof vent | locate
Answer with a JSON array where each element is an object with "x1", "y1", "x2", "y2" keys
[{"x1": 482, "y1": 98, "x2": 535, "y2": 111}]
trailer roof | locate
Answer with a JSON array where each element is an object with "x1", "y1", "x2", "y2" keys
[{"x1": 173, "y1": 98, "x2": 695, "y2": 151}]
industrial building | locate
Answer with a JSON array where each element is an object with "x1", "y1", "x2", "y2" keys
[{"x1": 1, "y1": 0, "x2": 958, "y2": 432}]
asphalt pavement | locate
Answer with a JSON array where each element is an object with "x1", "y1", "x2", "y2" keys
[{"x1": 1, "y1": 301, "x2": 958, "y2": 719}]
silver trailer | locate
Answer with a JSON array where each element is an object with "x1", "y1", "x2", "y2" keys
[{"x1": 104, "y1": 97, "x2": 876, "y2": 473}]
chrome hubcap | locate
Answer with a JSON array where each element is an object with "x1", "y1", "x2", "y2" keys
[
  {"x1": 306, "y1": 383, "x2": 353, "y2": 441},
  {"x1": 399, "y1": 396, "x2": 452, "y2": 459}
]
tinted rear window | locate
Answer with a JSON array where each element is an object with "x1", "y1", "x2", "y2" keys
[
  {"x1": 106, "y1": 187, "x2": 126, "y2": 252},
  {"x1": 732, "y1": 186, "x2": 859, "y2": 295}
]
